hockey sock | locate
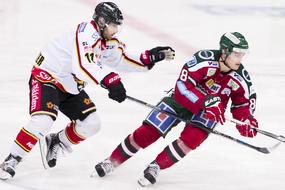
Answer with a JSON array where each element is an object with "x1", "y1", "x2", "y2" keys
[
  {"x1": 155, "y1": 139, "x2": 191, "y2": 169},
  {"x1": 110, "y1": 123, "x2": 161, "y2": 166},
  {"x1": 11, "y1": 127, "x2": 39, "y2": 158},
  {"x1": 110, "y1": 134, "x2": 140, "y2": 166},
  {"x1": 59, "y1": 121, "x2": 85, "y2": 146}
]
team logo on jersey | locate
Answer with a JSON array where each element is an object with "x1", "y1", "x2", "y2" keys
[
  {"x1": 79, "y1": 22, "x2": 87, "y2": 33},
  {"x1": 186, "y1": 56, "x2": 197, "y2": 67},
  {"x1": 227, "y1": 79, "x2": 239, "y2": 91},
  {"x1": 207, "y1": 68, "x2": 217, "y2": 77},
  {"x1": 198, "y1": 50, "x2": 214, "y2": 60}
]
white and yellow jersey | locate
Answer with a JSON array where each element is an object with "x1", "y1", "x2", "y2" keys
[{"x1": 34, "y1": 20, "x2": 148, "y2": 94}]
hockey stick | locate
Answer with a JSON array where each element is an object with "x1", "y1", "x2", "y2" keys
[
  {"x1": 225, "y1": 116, "x2": 285, "y2": 143},
  {"x1": 126, "y1": 95, "x2": 280, "y2": 154}
]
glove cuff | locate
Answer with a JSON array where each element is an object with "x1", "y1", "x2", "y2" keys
[
  {"x1": 101, "y1": 72, "x2": 121, "y2": 89},
  {"x1": 201, "y1": 95, "x2": 221, "y2": 109}
]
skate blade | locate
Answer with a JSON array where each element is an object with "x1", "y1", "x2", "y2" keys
[
  {"x1": 138, "y1": 176, "x2": 151, "y2": 187},
  {"x1": 0, "y1": 170, "x2": 12, "y2": 180},
  {"x1": 39, "y1": 138, "x2": 49, "y2": 169}
]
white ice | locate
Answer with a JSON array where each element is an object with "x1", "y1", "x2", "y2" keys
[{"x1": 0, "y1": 0, "x2": 285, "y2": 189}]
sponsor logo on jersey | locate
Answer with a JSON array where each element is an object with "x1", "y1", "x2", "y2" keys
[
  {"x1": 221, "y1": 88, "x2": 231, "y2": 96},
  {"x1": 206, "y1": 79, "x2": 221, "y2": 93},
  {"x1": 233, "y1": 72, "x2": 243, "y2": 82},
  {"x1": 79, "y1": 22, "x2": 87, "y2": 33},
  {"x1": 186, "y1": 56, "x2": 197, "y2": 67},
  {"x1": 106, "y1": 45, "x2": 115, "y2": 49},
  {"x1": 207, "y1": 68, "x2": 217, "y2": 77},
  {"x1": 198, "y1": 50, "x2": 214, "y2": 60},
  {"x1": 92, "y1": 32, "x2": 99, "y2": 40},
  {"x1": 227, "y1": 79, "x2": 239, "y2": 91},
  {"x1": 242, "y1": 69, "x2": 251, "y2": 82},
  {"x1": 26, "y1": 142, "x2": 35, "y2": 149},
  {"x1": 208, "y1": 61, "x2": 218, "y2": 67}
]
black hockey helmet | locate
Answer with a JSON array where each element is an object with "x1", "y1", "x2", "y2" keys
[{"x1": 93, "y1": 2, "x2": 123, "y2": 29}]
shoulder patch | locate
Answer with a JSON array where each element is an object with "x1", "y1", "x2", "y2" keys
[
  {"x1": 186, "y1": 55, "x2": 197, "y2": 67},
  {"x1": 79, "y1": 22, "x2": 87, "y2": 33}
]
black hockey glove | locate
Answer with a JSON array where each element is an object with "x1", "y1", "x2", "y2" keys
[
  {"x1": 100, "y1": 72, "x2": 126, "y2": 103},
  {"x1": 140, "y1": 46, "x2": 175, "y2": 69}
]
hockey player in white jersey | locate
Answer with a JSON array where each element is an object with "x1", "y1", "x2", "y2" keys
[{"x1": 0, "y1": 1, "x2": 175, "y2": 180}]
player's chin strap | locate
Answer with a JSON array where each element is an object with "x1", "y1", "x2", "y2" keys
[
  {"x1": 126, "y1": 95, "x2": 282, "y2": 154},
  {"x1": 220, "y1": 55, "x2": 232, "y2": 70},
  {"x1": 225, "y1": 116, "x2": 285, "y2": 143}
]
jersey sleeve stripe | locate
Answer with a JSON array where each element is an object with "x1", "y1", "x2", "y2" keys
[
  {"x1": 176, "y1": 81, "x2": 199, "y2": 103},
  {"x1": 75, "y1": 25, "x2": 99, "y2": 84}
]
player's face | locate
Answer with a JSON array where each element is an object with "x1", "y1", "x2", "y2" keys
[
  {"x1": 103, "y1": 23, "x2": 121, "y2": 40},
  {"x1": 225, "y1": 51, "x2": 246, "y2": 70}
]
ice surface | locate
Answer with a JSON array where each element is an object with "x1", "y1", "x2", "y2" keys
[{"x1": 0, "y1": 0, "x2": 285, "y2": 189}]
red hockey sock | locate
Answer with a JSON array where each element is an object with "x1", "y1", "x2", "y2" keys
[
  {"x1": 14, "y1": 127, "x2": 38, "y2": 153},
  {"x1": 155, "y1": 139, "x2": 191, "y2": 169},
  {"x1": 110, "y1": 134, "x2": 140, "y2": 166},
  {"x1": 110, "y1": 123, "x2": 161, "y2": 166},
  {"x1": 64, "y1": 121, "x2": 85, "y2": 145}
]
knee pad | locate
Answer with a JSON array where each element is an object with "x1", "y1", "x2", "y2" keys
[
  {"x1": 24, "y1": 115, "x2": 54, "y2": 139},
  {"x1": 180, "y1": 124, "x2": 208, "y2": 150},
  {"x1": 75, "y1": 112, "x2": 101, "y2": 138},
  {"x1": 133, "y1": 123, "x2": 161, "y2": 149}
]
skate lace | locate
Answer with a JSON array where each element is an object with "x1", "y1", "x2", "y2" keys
[
  {"x1": 50, "y1": 142, "x2": 72, "y2": 160},
  {"x1": 145, "y1": 163, "x2": 160, "y2": 178},
  {"x1": 101, "y1": 159, "x2": 114, "y2": 174},
  {"x1": 3, "y1": 157, "x2": 19, "y2": 170}
]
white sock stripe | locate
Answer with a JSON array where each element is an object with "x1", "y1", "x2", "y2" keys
[
  {"x1": 129, "y1": 134, "x2": 141, "y2": 150},
  {"x1": 169, "y1": 143, "x2": 182, "y2": 161},
  {"x1": 177, "y1": 139, "x2": 191, "y2": 154},
  {"x1": 121, "y1": 140, "x2": 136, "y2": 157}
]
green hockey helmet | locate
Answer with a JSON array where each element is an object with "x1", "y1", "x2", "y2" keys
[{"x1": 219, "y1": 32, "x2": 249, "y2": 55}]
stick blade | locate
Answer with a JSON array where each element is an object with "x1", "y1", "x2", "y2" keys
[{"x1": 257, "y1": 142, "x2": 281, "y2": 154}]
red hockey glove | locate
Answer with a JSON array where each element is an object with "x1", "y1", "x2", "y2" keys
[
  {"x1": 140, "y1": 46, "x2": 175, "y2": 69},
  {"x1": 201, "y1": 95, "x2": 225, "y2": 125},
  {"x1": 236, "y1": 117, "x2": 258, "y2": 138},
  {"x1": 100, "y1": 72, "x2": 126, "y2": 103}
]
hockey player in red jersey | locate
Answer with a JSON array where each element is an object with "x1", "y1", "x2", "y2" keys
[
  {"x1": 94, "y1": 32, "x2": 259, "y2": 186},
  {"x1": 0, "y1": 2, "x2": 175, "y2": 180}
]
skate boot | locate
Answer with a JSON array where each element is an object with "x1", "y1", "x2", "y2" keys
[
  {"x1": 0, "y1": 154, "x2": 22, "y2": 180},
  {"x1": 138, "y1": 162, "x2": 160, "y2": 187},
  {"x1": 94, "y1": 158, "x2": 115, "y2": 177},
  {"x1": 45, "y1": 133, "x2": 72, "y2": 168}
]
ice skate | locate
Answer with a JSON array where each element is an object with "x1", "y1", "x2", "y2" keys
[
  {"x1": 93, "y1": 158, "x2": 114, "y2": 177},
  {"x1": 138, "y1": 162, "x2": 160, "y2": 187},
  {"x1": 45, "y1": 133, "x2": 72, "y2": 168},
  {"x1": 0, "y1": 154, "x2": 22, "y2": 180}
]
